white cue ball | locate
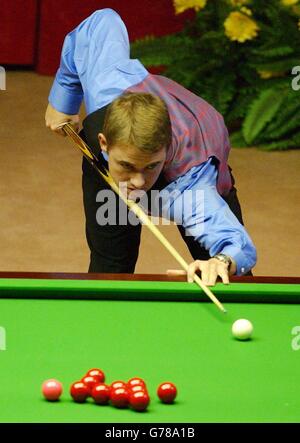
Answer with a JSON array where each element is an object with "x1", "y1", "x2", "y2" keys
[{"x1": 232, "y1": 319, "x2": 253, "y2": 340}]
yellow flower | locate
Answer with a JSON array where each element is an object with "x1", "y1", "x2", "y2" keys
[
  {"x1": 229, "y1": 0, "x2": 250, "y2": 6},
  {"x1": 281, "y1": 0, "x2": 299, "y2": 6},
  {"x1": 292, "y1": 5, "x2": 300, "y2": 14},
  {"x1": 240, "y1": 6, "x2": 252, "y2": 15},
  {"x1": 224, "y1": 11, "x2": 260, "y2": 42},
  {"x1": 173, "y1": 0, "x2": 207, "y2": 14},
  {"x1": 258, "y1": 70, "x2": 285, "y2": 79}
]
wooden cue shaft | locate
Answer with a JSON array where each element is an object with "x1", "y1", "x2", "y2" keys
[
  {"x1": 127, "y1": 202, "x2": 227, "y2": 313},
  {"x1": 63, "y1": 123, "x2": 227, "y2": 313}
]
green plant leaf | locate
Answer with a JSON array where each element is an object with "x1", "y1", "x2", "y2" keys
[
  {"x1": 257, "y1": 130, "x2": 300, "y2": 150},
  {"x1": 229, "y1": 131, "x2": 248, "y2": 148},
  {"x1": 251, "y1": 46, "x2": 294, "y2": 58},
  {"x1": 263, "y1": 95, "x2": 300, "y2": 140},
  {"x1": 242, "y1": 88, "x2": 288, "y2": 144},
  {"x1": 131, "y1": 35, "x2": 195, "y2": 67}
]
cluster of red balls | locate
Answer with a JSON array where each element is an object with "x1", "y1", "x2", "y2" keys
[{"x1": 42, "y1": 368, "x2": 177, "y2": 412}]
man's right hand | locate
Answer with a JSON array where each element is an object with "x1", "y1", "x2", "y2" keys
[{"x1": 45, "y1": 103, "x2": 80, "y2": 136}]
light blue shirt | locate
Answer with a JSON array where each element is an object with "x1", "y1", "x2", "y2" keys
[
  {"x1": 154, "y1": 158, "x2": 257, "y2": 276},
  {"x1": 49, "y1": 8, "x2": 257, "y2": 275},
  {"x1": 49, "y1": 8, "x2": 148, "y2": 115}
]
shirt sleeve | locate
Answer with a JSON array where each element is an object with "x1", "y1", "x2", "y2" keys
[
  {"x1": 48, "y1": 8, "x2": 130, "y2": 115},
  {"x1": 157, "y1": 158, "x2": 257, "y2": 275}
]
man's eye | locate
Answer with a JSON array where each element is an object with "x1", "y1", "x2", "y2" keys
[
  {"x1": 147, "y1": 164, "x2": 157, "y2": 170},
  {"x1": 121, "y1": 164, "x2": 133, "y2": 170}
]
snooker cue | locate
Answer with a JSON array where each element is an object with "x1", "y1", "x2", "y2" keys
[{"x1": 62, "y1": 123, "x2": 227, "y2": 314}]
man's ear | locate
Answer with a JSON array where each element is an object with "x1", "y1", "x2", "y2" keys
[{"x1": 98, "y1": 133, "x2": 108, "y2": 152}]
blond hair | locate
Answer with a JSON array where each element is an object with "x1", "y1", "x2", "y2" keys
[{"x1": 102, "y1": 92, "x2": 172, "y2": 153}]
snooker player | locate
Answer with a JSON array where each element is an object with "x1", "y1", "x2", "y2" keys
[{"x1": 45, "y1": 8, "x2": 257, "y2": 286}]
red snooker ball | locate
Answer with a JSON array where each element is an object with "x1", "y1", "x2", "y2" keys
[
  {"x1": 91, "y1": 383, "x2": 111, "y2": 405},
  {"x1": 157, "y1": 382, "x2": 177, "y2": 403},
  {"x1": 130, "y1": 385, "x2": 147, "y2": 394},
  {"x1": 86, "y1": 368, "x2": 105, "y2": 383},
  {"x1": 129, "y1": 391, "x2": 150, "y2": 412},
  {"x1": 42, "y1": 379, "x2": 63, "y2": 401},
  {"x1": 127, "y1": 377, "x2": 146, "y2": 389},
  {"x1": 110, "y1": 380, "x2": 127, "y2": 390},
  {"x1": 81, "y1": 375, "x2": 98, "y2": 394},
  {"x1": 110, "y1": 387, "x2": 130, "y2": 408},
  {"x1": 70, "y1": 381, "x2": 90, "y2": 403}
]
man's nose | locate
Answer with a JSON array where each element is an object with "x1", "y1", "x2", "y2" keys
[{"x1": 130, "y1": 173, "x2": 146, "y2": 189}]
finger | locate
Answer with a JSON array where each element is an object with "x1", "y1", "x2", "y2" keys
[
  {"x1": 200, "y1": 263, "x2": 214, "y2": 286},
  {"x1": 54, "y1": 127, "x2": 67, "y2": 137},
  {"x1": 218, "y1": 266, "x2": 230, "y2": 285},
  {"x1": 200, "y1": 266, "x2": 209, "y2": 285},
  {"x1": 68, "y1": 121, "x2": 79, "y2": 133},
  {"x1": 56, "y1": 121, "x2": 79, "y2": 136},
  {"x1": 207, "y1": 264, "x2": 218, "y2": 286},
  {"x1": 187, "y1": 261, "x2": 202, "y2": 283},
  {"x1": 200, "y1": 262, "x2": 216, "y2": 286},
  {"x1": 46, "y1": 122, "x2": 68, "y2": 136},
  {"x1": 166, "y1": 269, "x2": 187, "y2": 276},
  {"x1": 55, "y1": 122, "x2": 71, "y2": 131},
  {"x1": 45, "y1": 125, "x2": 66, "y2": 136}
]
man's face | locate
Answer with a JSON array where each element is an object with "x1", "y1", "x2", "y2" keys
[{"x1": 98, "y1": 133, "x2": 166, "y2": 198}]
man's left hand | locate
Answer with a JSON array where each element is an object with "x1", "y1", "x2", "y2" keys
[{"x1": 167, "y1": 257, "x2": 236, "y2": 286}]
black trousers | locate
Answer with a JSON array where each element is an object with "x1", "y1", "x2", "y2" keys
[{"x1": 81, "y1": 109, "x2": 246, "y2": 273}]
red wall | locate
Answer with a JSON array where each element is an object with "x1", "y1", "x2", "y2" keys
[
  {"x1": 0, "y1": 0, "x2": 193, "y2": 75},
  {"x1": 0, "y1": 0, "x2": 38, "y2": 65},
  {"x1": 37, "y1": 0, "x2": 194, "y2": 75}
]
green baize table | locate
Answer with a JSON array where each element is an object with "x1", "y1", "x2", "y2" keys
[{"x1": 0, "y1": 272, "x2": 299, "y2": 423}]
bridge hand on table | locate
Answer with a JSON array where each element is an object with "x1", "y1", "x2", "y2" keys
[{"x1": 167, "y1": 257, "x2": 234, "y2": 287}]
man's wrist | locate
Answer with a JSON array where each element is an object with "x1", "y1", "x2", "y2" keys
[{"x1": 212, "y1": 253, "x2": 235, "y2": 274}]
